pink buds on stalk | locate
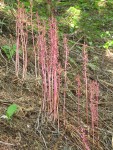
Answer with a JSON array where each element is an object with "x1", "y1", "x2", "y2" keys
[
  {"x1": 63, "y1": 35, "x2": 69, "y2": 124},
  {"x1": 16, "y1": 1, "x2": 28, "y2": 79},
  {"x1": 81, "y1": 127, "x2": 90, "y2": 150},
  {"x1": 82, "y1": 44, "x2": 88, "y2": 124},
  {"x1": 76, "y1": 75, "x2": 81, "y2": 124},
  {"x1": 89, "y1": 81, "x2": 99, "y2": 144}
]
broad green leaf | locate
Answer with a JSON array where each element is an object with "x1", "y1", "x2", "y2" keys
[{"x1": 6, "y1": 104, "x2": 18, "y2": 119}]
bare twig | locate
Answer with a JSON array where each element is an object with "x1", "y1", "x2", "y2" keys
[{"x1": 0, "y1": 141, "x2": 14, "y2": 146}]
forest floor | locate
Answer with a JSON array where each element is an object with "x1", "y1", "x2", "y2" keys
[
  {"x1": 0, "y1": 3, "x2": 113, "y2": 149},
  {"x1": 0, "y1": 32, "x2": 113, "y2": 150}
]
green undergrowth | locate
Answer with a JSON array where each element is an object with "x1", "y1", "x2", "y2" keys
[
  {"x1": 1, "y1": 0, "x2": 113, "y2": 48},
  {"x1": 1, "y1": 0, "x2": 113, "y2": 75}
]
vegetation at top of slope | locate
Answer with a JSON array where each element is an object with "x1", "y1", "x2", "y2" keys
[{"x1": 2, "y1": 0, "x2": 113, "y2": 50}]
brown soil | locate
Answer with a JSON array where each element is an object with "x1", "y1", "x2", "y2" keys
[{"x1": 0, "y1": 35, "x2": 113, "y2": 150}]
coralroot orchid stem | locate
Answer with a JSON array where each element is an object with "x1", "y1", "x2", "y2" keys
[
  {"x1": 30, "y1": 1, "x2": 38, "y2": 78},
  {"x1": 82, "y1": 43, "x2": 88, "y2": 125},
  {"x1": 76, "y1": 75, "x2": 81, "y2": 125},
  {"x1": 16, "y1": 0, "x2": 28, "y2": 79},
  {"x1": 89, "y1": 81, "x2": 99, "y2": 147},
  {"x1": 81, "y1": 127, "x2": 90, "y2": 150},
  {"x1": 63, "y1": 35, "x2": 69, "y2": 124},
  {"x1": 15, "y1": 0, "x2": 20, "y2": 77}
]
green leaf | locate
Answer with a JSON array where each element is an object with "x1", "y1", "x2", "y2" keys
[
  {"x1": 69, "y1": 57, "x2": 77, "y2": 66},
  {"x1": 2, "y1": 44, "x2": 16, "y2": 60},
  {"x1": 6, "y1": 104, "x2": 18, "y2": 119},
  {"x1": 88, "y1": 63, "x2": 98, "y2": 71}
]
